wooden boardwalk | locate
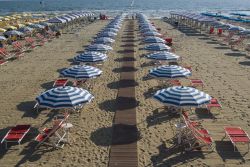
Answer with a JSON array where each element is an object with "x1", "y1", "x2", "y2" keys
[{"x1": 108, "y1": 20, "x2": 138, "y2": 167}]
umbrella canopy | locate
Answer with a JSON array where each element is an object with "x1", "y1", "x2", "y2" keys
[
  {"x1": 36, "y1": 86, "x2": 94, "y2": 109},
  {"x1": 143, "y1": 36, "x2": 165, "y2": 43},
  {"x1": 144, "y1": 43, "x2": 171, "y2": 51},
  {"x1": 87, "y1": 44, "x2": 113, "y2": 52},
  {"x1": 74, "y1": 51, "x2": 108, "y2": 63},
  {"x1": 60, "y1": 65, "x2": 103, "y2": 79},
  {"x1": 18, "y1": 27, "x2": 34, "y2": 33},
  {"x1": 94, "y1": 37, "x2": 115, "y2": 44},
  {"x1": 0, "y1": 36, "x2": 7, "y2": 41},
  {"x1": 149, "y1": 65, "x2": 191, "y2": 78},
  {"x1": 4, "y1": 30, "x2": 23, "y2": 36},
  {"x1": 228, "y1": 26, "x2": 245, "y2": 32},
  {"x1": 98, "y1": 31, "x2": 117, "y2": 38},
  {"x1": 29, "y1": 24, "x2": 45, "y2": 29},
  {"x1": 153, "y1": 86, "x2": 211, "y2": 107},
  {"x1": 143, "y1": 31, "x2": 162, "y2": 36},
  {"x1": 146, "y1": 51, "x2": 180, "y2": 61},
  {"x1": 0, "y1": 28, "x2": 6, "y2": 32},
  {"x1": 4, "y1": 25, "x2": 17, "y2": 30}
]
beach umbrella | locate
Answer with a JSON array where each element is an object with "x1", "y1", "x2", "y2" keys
[
  {"x1": 29, "y1": 24, "x2": 45, "y2": 29},
  {"x1": 143, "y1": 36, "x2": 165, "y2": 43},
  {"x1": 36, "y1": 86, "x2": 94, "y2": 109},
  {"x1": 94, "y1": 37, "x2": 115, "y2": 44},
  {"x1": 103, "y1": 28, "x2": 119, "y2": 33},
  {"x1": 74, "y1": 51, "x2": 108, "y2": 63},
  {"x1": 60, "y1": 65, "x2": 103, "y2": 79},
  {"x1": 146, "y1": 51, "x2": 180, "y2": 61},
  {"x1": 0, "y1": 28, "x2": 6, "y2": 32},
  {"x1": 47, "y1": 17, "x2": 67, "y2": 23},
  {"x1": 39, "y1": 22, "x2": 52, "y2": 26},
  {"x1": 4, "y1": 25, "x2": 17, "y2": 30},
  {"x1": 87, "y1": 44, "x2": 113, "y2": 52},
  {"x1": 4, "y1": 30, "x2": 23, "y2": 36},
  {"x1": 0, "y1": 36, "x2": 7, "y2": 41},
  {"x1": 144, "y1": 43, "x2": 171, "y2": 51},
  {"x1": 149, "y1": 65, "x2": 191, "y2": 78},
  {"x1": 18, "y1": 27, "x2": 34, "y2": 33},
  {"x1": 98, "y1": 31, "x2": 117, "y2": 38},
  {"x1": 228, "y1": 26, "x2": 245, "y2": 32},
  {"x1": 153, "y1": 86, "x2": 211, "y2": 107},
  {"x1": 143, "y1": 31, "x2": 162, "y2": 36}
]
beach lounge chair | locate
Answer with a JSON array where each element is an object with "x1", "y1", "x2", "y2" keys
[
  {"x1": 0, "y1": 59, "x2": 8, "y2": 65},
  {"x1": 206, "y1": 98, "x2": 222, "y2": 112},
  {"x1": 35, "y1": 113, "x2": 69, "y2": 148},
  {"x1": 25, "y1": 37, "x2": 44, "y2": 48},
  {"x1": 12, "y1": 41, "x2": 29, "y2": 53},
  {"x1": 169, "y1": 79, "x2": 182, "y2": 86},
  {"x1": 229, "y1": 35, "x2": 246, "y2": 49},
  {"x1": 73, "y1": 79, "x2": 87, "y2": 87},
  {"x1": 224, "y1": 126, "x2": 250, "y2": 152},
  {"x1": 36, "y1": 33, "x2": 48, "y2": 43},
  {"x1": 53, "y1": 78, "x2": 68, "y2": 87},
  {"x1": 189, "y1": 79, "x2": 204, "y2": 88},
  {"x1": 1, "y1": 125, "x2": 31, "y2": 149},
  {"x1": 0, "y1": 48, "x2": 18, "y2": 60}
]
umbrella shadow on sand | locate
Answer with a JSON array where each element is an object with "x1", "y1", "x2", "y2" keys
[
  {"x1": 90, "y1": 124, "x2": 141, "y2": 146},
  {"x1": 17, "y1": 101, "x2": 40, "y2": 119},
  {"x1": 40, "y1": 81, "x2": 55, "y2": 90},
  {"x1": 98, "y1": 99, "x2": 117, "y2": 112}
]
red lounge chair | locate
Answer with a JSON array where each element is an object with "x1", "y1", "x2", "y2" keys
[
  {"x1": 25, "y1": 37, "x2": 44, "y2": 48},
  {"x1": 0, "y1": 48, "x2": 18, "y2": 60},
  {"x1": 206, "y1": 98, "x2": 222, "y2": 111},
  {"x1": 12, "y1": 41, "x2": 29, "y2": 53},
  {"x1": 1, "y1": 125, "x2": 31, "y2": 149},
  {"x1": 0, "y1": 59, "x2": 8, "y2": 65},
  {"x1": 35, "y1": 113, "x2": 69, "y2": 148},
  {"x1": 190, "y1": 79, "x2": 204, "y2": 88},
  {"x1": 169, "y1": 79, "x2": 182, "y2": 86},
  {"x1": 73, "y1": 79, "x2": 87, "y2": 86},
  {"x1": 224, "y1": 127, "x2": 250, "y2": 152},
  {"x1": 36, "y1": 33, "x2": 48, "y2": 43},
  {"x1": 53, "y1": 79, "x2": 68, "y2": 87}
]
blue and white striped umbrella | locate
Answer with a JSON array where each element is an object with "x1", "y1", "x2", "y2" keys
[
  {"x1": 143, "y1": 37, "x2": 165, "y2": 43},
  {"x1": 153, "y1": 86, "x2": 211, "y2": 107},
  {"x1": 103, "y1": 28, "x2": 119, "y2": 33},
  {"x1": 228, "y1": 26, "x2": 245, "y2": 32},
  {"x1": 4, "y1": 30, "x2": 23, "y2": 36},
  {"x1": 98, "y1": 31, "x2": 117, "y2": 38},
  {"x1": 143, "y1": 31, "x2": 162, "y2": 36},
  {"x1": 146, "y1": 51, "x2": 180, "y2": 61},
  {"x1": 36, "y1": 86, "x2": 94, "y2": 109},
  {"x1": 87, "y1": 44, "x2": 113, "y2": 51},
  {"x1": 60, "y1": 65, "x2": 102, "y2": 79},
  {"x1": 144, "y1": 43, "x2": 171, "y2": 51},
  {"x1": 0, "y1": 36, "x2": 7, "y2": 41},
  {"x1": 74, "y1": 51, "x2": 108, "y2": 63},
  {"x1": 94, "y1": 37, "x2": 115, "y2": 44},
  {"x1": 149, "y1": 65, "x2": 191, "y2": 78}
]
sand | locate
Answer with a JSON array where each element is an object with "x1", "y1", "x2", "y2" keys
[
  {"x1": 1, "y1": 17, "x2": 250, "y2": 167},
  {"x1": 0, "y1": 20, "x2": 122, "y2": 167},
  {"x1": 137, "y1": 19, "x2": 250, "y2": 166}
]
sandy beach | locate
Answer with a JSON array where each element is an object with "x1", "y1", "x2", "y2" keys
[{"x1": 0, "y1": 17, "x2": 250, "y2": 167}]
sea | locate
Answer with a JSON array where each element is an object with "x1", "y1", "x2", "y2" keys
[{"x1": 0, "y1": 0, "x2": 250, "y2": 18}]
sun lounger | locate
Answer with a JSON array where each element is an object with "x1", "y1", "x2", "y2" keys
[
  {"x1": 35, "y1": 113, "x2": 69, "y2": 148},
  {"x1": 169, "y1": 79, "x2": 182, "y2": 86},
  {"x1": 189, "y1": 79, "x2": 204, "y2": 88},
  {"x1": 229, "y1": 35, "x2": 246, "y2": 49},
  {"x1": 12, "y1": 41, "x2": 29, "y2": 53},
  {"x1": 0, "y1": 48, "x2": 19, "y2": 60},
  {"x1": 224, "y1": 126, "x2": 250, "y2": 152},
  {"x1": 36, "y1": 33, "x2": 48, "y2": 43},
  {"x1": 1, "y1": 125, "x2": 31, "y2": 149},
  {"x1": 25, "y1": 37, "x2": 44, "y2": 48},
  {"x1": 53, "y1": 78, "x2": 68, "y2": 87},
  {"x1": 73, "y1": 79, "x2": 87, "y2": 87},
  {"x1": 0, "y1": 59, "x2": 8, "y2": 65},
  {"x1": 206, "y1": 98, "x2": 222, "y2": 112}
]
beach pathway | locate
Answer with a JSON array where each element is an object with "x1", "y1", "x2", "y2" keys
[{"x1": 108, "y1": 19, "x2": 138, "y2": 167}]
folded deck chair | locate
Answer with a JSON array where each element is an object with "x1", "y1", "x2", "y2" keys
[
  {"x1": 35, "y1": 113, "x2": 69, "y2": 148},
  {"x1": 190, "y1": 79, "x2": 204, "y2": 88},
  {"x1": 206, "y1": 98, "x2": 222, "y2": 112},
  {"x1": 224, "y1": 126, "x2": 250, "y2": 152},
  {"x1": 1, "y1": 125, "x2": 31, "y2": 149},
  {"x1": 53, "y1": 78, "x2": 68, "y2": 87}
]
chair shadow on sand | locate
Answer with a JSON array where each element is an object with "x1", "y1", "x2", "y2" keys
[
  {"x1": 145, "y1": 108, "x2": 179, "y2": 128},
  {"x1": 224, "y1": 52, "x2": 247, "y2": 57},
  {"x1": 215, "y1": 140, "x2": 246, "y2": 163},
  {"x1": 148, "y1": 140, "x2": 207, "y2": 167}
]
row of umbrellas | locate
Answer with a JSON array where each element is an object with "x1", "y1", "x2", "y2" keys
[
  {"x1": 170, "y1": 12, "x2": 250, "y2": 35},
  {"x1": 137, "y1": 13, "x2": 212, "y2": 107},
  {"x1": 35, "y1": 14, "x2": 125, "y2": 110}
]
